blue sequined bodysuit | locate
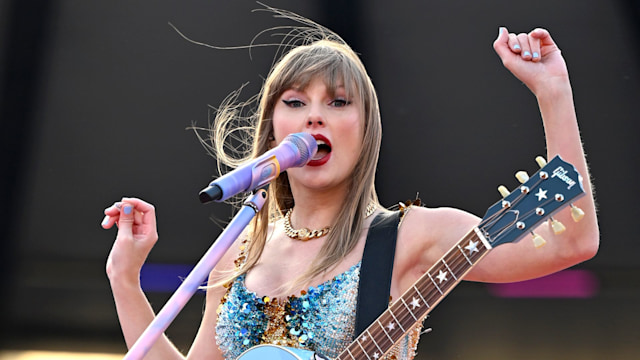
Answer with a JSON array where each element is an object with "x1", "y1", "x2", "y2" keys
[{"x1": 215, "y1": 262, "x2": 422, "y2": 359}]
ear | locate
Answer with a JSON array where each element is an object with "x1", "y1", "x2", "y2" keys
[{"x1": 268, "y1": 132, "x2": 276, "y2": 149}]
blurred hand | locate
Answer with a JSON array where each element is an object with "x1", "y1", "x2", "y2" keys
[
  {"x1": 102, "y1": 197, "x2": 158, "y2": 285},
  {"x1": 493, "y1": 27, "x2": 569, "y2": 95}
]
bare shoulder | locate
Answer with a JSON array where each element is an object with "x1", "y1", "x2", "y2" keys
[
  {"x1": 392, "y1": 206, "x2": 481, "y2": 293},
  {"x1": 398, "y1": 206, "x2": 480, "y2": 244}
]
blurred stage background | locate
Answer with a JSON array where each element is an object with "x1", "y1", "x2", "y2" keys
[{"x1": 1, "y1": 0, "x2": 639, "y2": 359}]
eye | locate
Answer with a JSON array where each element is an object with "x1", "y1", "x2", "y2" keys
[
  {"x1": 282, "y1": 99, "x2": 305, "y2": 108},
  {"x1": 330, "y1": 98, "x2": 351, "y2": 107}
]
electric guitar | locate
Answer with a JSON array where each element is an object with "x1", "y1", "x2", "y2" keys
[{"x1": 237, "y1": 155, "x2": 586, "y2": 360}]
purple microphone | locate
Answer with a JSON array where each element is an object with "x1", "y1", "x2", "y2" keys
[{"x1": 199, "y1": 132, "x2": 317, "y2": 203}]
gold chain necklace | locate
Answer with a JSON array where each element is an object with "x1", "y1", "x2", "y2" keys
[{"x1": 283, "y1": 203, "x2": 377, "y2": 241}]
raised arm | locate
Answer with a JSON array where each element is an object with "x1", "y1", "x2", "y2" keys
[
  {"x1": 466, "y1": 27, "x2": 599, "y2": 281},
  {"x1": 394, "y1": 28, "x2": 599, "y2": 291}
]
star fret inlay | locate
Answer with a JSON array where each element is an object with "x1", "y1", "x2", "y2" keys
[
  {"x1": 410, "y1": 297, "x2": 421, "y2": 309},
  {"x1": 465, "y1": 239, "x2": 479, "y2": 255},
  {"x1": 386, "y1": 321, "x2": 396, "y2": 331},
  {"x1": 436, "y1": 269, "x2": 448, "y2": 283}
]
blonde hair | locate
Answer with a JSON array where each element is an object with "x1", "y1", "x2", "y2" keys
[{"x1": 201, "y1": 7, "x2": 384, "y2": 293}]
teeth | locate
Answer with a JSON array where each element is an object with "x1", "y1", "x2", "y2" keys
[{"x1": 316, "y1": 140, "x2": 327, "y2": 146}]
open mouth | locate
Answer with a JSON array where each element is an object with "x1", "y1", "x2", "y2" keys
[
  {"x1": 313, "y1": 139, "x2": 332, "y2": 160},
  {"x1": 308, "y1": 134, "x2": 331, "y2": 166}
]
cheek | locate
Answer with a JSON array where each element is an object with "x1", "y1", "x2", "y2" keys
[
  {"x1": 271, "y1": 109, "x2": 296, "y2": 142},
  {"x1": 338, "y1": 116, "x2": 365, "y2": 158},
  {"x1": 345, "y1": 112, "x2": 365, "y2": 144}
]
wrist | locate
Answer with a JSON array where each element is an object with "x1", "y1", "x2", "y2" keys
[
  {"x1": 108, "y1": 269, "x2": 142, "y2": 292},
  {"x1": 533, "y1": 76, "x2": 572, "y2": 102}
]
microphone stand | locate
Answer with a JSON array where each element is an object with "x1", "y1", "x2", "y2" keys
[{"x1": 123, "y1": 188, "x2": 269, "y2": 360}]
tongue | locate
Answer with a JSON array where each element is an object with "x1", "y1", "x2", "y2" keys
[{"x1": 312, "y1": 148, "x2": 330, "y2": 160}]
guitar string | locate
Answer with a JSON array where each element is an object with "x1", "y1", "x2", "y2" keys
[
  {"x1": 479, "y1": 174, "x2": 545, "y2": 230},
  {"x1": 343, "y1": 238, "x2": 476, "y2": 359},
  {"x1": 351, "y1": 180, "x2": 562, "y2": 359},
  {"x1": 344, "y1": 231, "x2": 489, "y2": 359},
  {"x1": 480, "y1": 174, "x2": 556, "y2": 243},
  {"x1": 386, "y1": 231, "x2": 485, "y2": 354}
]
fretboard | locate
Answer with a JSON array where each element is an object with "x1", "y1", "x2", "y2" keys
[{"x1": 336, "y1": 227, "x2": 492, "y2": 360}]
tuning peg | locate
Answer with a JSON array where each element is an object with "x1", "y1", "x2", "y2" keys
[
  {"x1": 549, "y1": 217, "x2": 566, "y2": 234},
  {"x1": 498, "y1": 185, "x2": 510, "y2": 198},
  {"x1": 531, "y1": 232, "x2": 547, "y2": 248},
  {"x1": 571, "y1": 204, "x2": 585, "y2": 222},
  {"x1": 535, "y1": 156, "x2": 547, "y2": 168},
  {"x1": 515, "y1": 171, "x2": 529, "y2": 184}
]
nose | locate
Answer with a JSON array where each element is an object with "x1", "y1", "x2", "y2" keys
[
  {"x1": 306, "y1": 117, "x2": 324, "y2": 127},
  {"x1": 305, "y1": 106, "x2": 325, "y2": 128}
]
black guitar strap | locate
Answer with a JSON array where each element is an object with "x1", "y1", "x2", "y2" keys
[{"x1": 354, "y1": 210, "x2": 400, "y2": 337}]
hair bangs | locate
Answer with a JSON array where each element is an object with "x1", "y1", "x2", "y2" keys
[{"x1": 271, "y1": 43, "x2": 362, "y2": 103}]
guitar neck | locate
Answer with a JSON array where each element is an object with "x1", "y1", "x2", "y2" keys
[{"x1": 337, "y1": 227, "x2": 492, "y2": 360}]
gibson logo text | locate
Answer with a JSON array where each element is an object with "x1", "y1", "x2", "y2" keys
[{"x1": 552, "y1": 166, "x2": 576, "y2": 189}]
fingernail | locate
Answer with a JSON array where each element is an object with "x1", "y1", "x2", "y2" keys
[
  {"x1": 533, "y1": 52, "x2": 540, "y2": 58},
  {"x1": 498, "y1": 27, "x2": 504, "y2": 37},
  {"x1": 124, "y1": 206, "x2": 133, "y2": 215},
  {"x1": 524, "y1": 51, "x2": 531, "y2": 57},
  {"x1": 513, "y1": 44, "x2": 521, "y2": 50},
  {"x1": 102, "y1": 215, "x2": 110, "y2": 226}
]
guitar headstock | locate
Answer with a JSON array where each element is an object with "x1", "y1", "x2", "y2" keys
[{"x1": 479, "y1": 155, "x2": 585, "y2": 248}]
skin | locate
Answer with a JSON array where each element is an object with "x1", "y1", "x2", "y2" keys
[{"x1": 101, "y1": 27, "x2": 599, "y2": 359}]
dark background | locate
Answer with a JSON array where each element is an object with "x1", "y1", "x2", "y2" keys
[{"x1": 1, "y1": 0, "x2": 639, "y2": 359}]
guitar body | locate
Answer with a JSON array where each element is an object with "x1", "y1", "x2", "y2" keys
[{"x1": 237, "y1": 344, "x2": 317, "y2": 360}]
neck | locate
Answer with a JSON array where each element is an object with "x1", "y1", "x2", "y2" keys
[{"x1": 287, "y1": 182, "x2": 351, "y2": 231}]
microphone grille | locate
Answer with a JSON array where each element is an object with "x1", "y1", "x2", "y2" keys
[{"x1": 285, "y1": 133, "x2": 317, "y2": 166}]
